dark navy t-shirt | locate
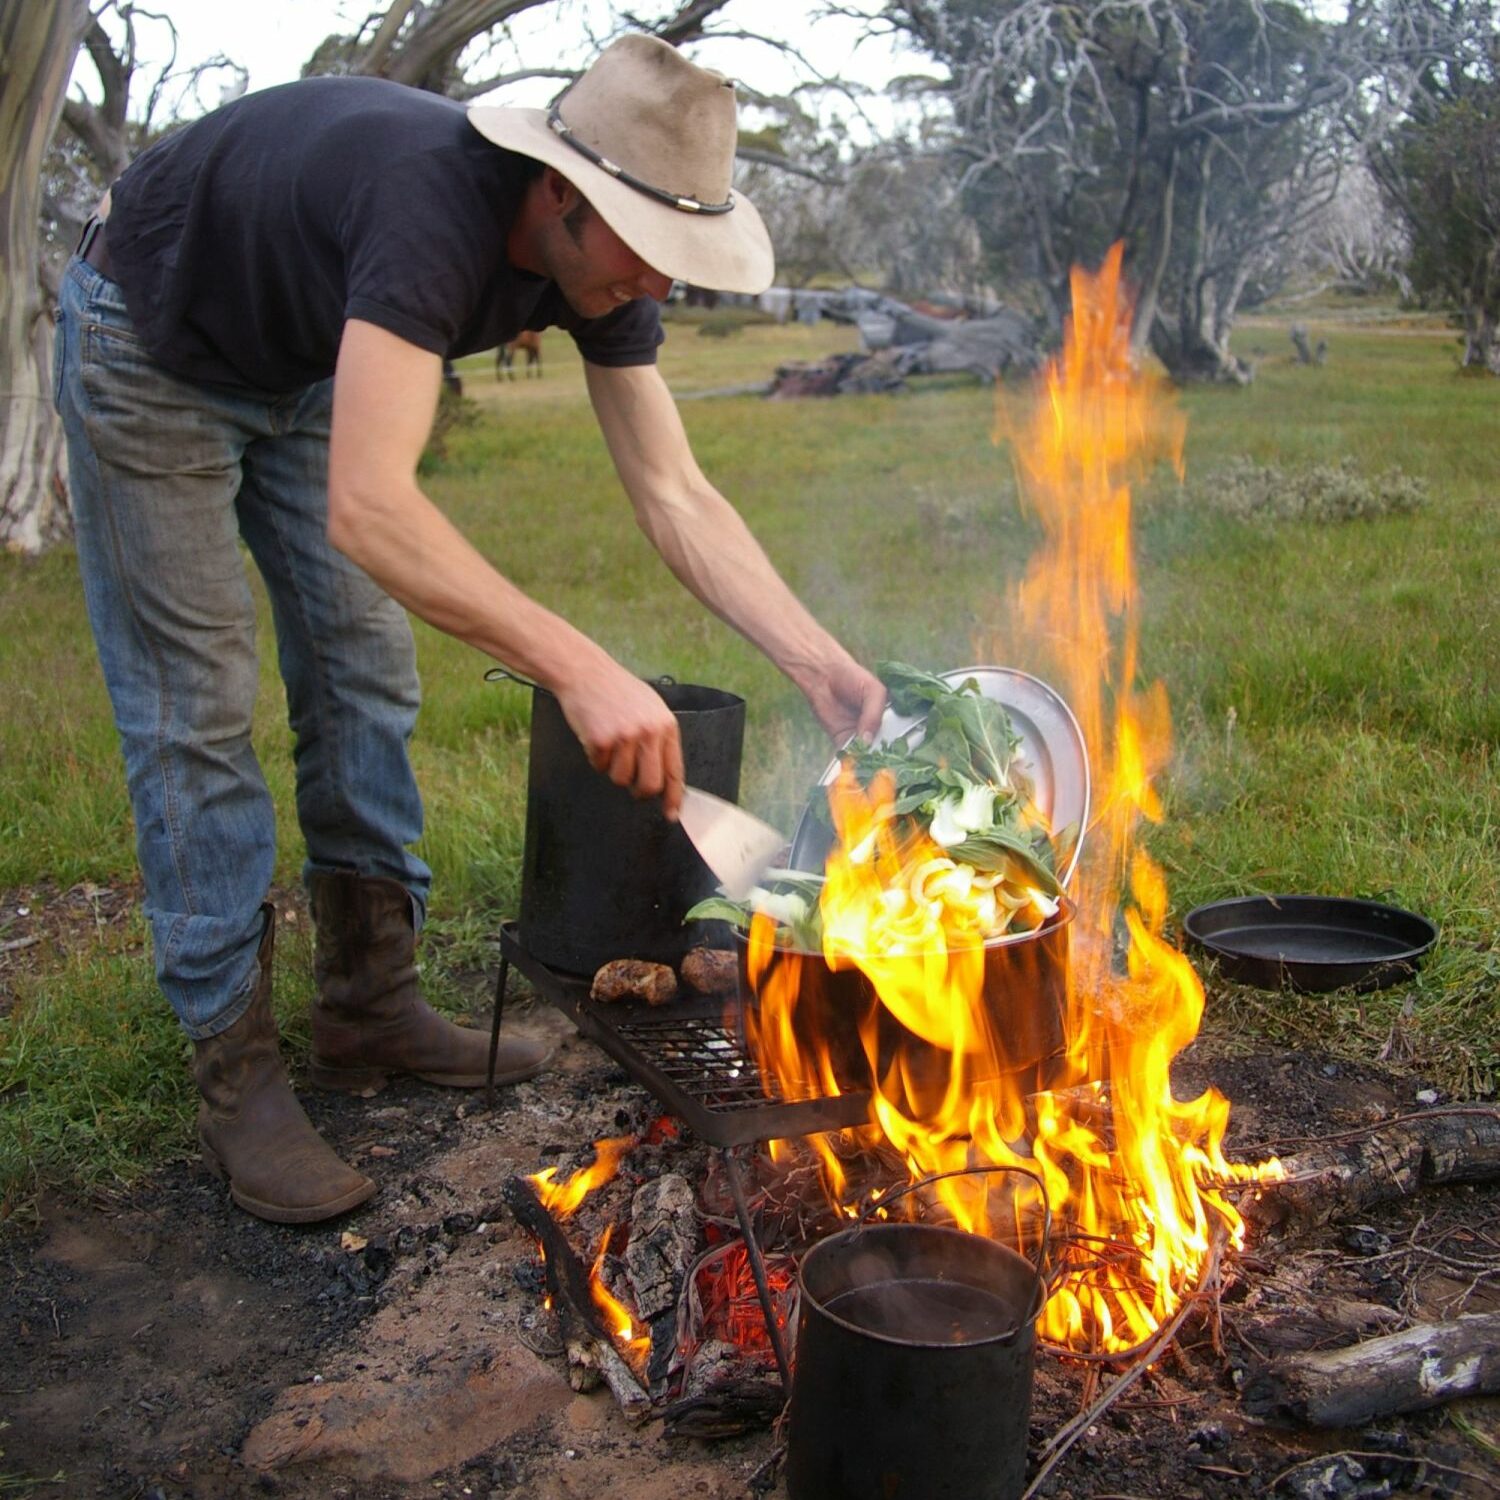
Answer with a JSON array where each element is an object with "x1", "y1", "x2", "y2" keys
[{"x1": 105, "y1": 76, "x2": 663, "y2": 394}]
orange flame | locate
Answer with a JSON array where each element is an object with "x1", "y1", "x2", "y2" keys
[
  {"x1": 590, "y1": 1224, "x2": 652, "y2": 1377},
  {"x1": 526, "y1": 1137, "x2": 653, "y2": 1377},
  {"x1": 745, "y1": 245, "x2": 1279, "y2": 1353},
  {"x1": 527, "y1": 1135, "x2": 635, "y2": 1218}
]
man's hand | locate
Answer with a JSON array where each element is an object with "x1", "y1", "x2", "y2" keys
[
  {"x1": 799, "y1": 654, "x2": 888, "y2": 746},
  {"x1": 553, "y1": 659, "x2": 686, "y2": 820}
]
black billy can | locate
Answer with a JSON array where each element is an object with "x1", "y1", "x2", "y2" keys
[
  {"x1": 495, "y1": 672, "x2": 746, "y2": 975},
  {"x1": 785, "y1": 1208, "x2": 1045, "y2": 1500}
]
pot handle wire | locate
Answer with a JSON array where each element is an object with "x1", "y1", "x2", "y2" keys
[
  {"x1": 856, "y1": 1163, "x2": 1055, "y2": 1323},
  {"x1": 486, "y1": 668, "x2": 679, "y2": 692},
  {"x1": 484, "y1": 666, "x2": 539, "y2": 691}
]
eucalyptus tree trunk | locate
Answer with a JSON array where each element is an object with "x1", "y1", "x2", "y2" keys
[
  {"x1": 1146, "y1": 148, "x2": 1253, "y2": 384},
  {"x1": 1465, "y1": 309, "x2": 1500, "y2": 373},
  {"x1": 0, "y1": 0, "x2": 89, "y2": 555},
  {"x1": 1462, "y1": 249, "x2": 1500, "y2": 373}
]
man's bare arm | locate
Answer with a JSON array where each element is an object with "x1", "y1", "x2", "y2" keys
[
  {"x1": 585, "y1": 360, "x2": 886, "y2": 744},
  {"x1": 328, "y1": 319, "x2": 685, "y2": 812}
]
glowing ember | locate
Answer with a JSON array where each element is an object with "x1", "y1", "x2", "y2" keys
[
  {"x1": 527, "y1": 1134, "x2": 635, "y2": 1217},
  {"x1": 689, "y1": 1240, "x2": 797, "y2": 1357},
  {"x1": 745, "y1": 245, "x2": 1281, "y2": 1354}
]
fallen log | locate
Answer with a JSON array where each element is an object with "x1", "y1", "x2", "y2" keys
[
  {"x1": 1237, "y1": 1297, "x2": 1404, "y2": 1354},
  {"x1": 501, "y1": 1177, "x2": 652, "y2": 1421},
  {"x1": 658, "y1": 1382, "x2": 785, "y2": 1439},
  {"x1": 1242, "y1": 1312, "x2": 1500, "y2": 1427},
  {"x1": 1239, "y1": 1107, "x2": 1500, "y2": 1236}
]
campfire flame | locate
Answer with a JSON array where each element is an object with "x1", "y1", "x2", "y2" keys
[
  {"x1": 527, "y1": 1134, "x2": 634, "y2": 1217},
  {"x1": 746, "y1": 245, "x2": 1280, "y2": 1354},
  {"x1": 527, "y1": 1135, "x2": 653, "y2": 1376},
  {"x1": 591, "y1": 1224, "x2": 652, "y2": 1373}
]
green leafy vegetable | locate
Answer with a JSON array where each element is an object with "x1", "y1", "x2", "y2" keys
[
  {"x1": 685, "y1": 871, "x2": 828, "y2": 950},
  {"x1": 945, "y1": 829, "x2": 1060, "y2": 896},
  {"x1": 879, "y1": 661, "x2": 960, "y2": 716},
  {"x1": 688, "y1": 664, "x2": 1067, "y2": 951}
]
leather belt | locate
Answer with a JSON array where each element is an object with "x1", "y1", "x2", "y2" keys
[{"x1": 80, "y1": 218, "x2": 115, "y2": 281}]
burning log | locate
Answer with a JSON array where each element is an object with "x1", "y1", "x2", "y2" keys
[
  {"x1": 500, "y1": 1177, "x2": 651, "y2": 1421},
  {"x1": 1240, "y1": 1107, "x2": 1500, "y2": 1237},
  {"x1": 658, "y1": 1381, "x2": 786, "y2": 1439},
  {"x1": 623, "y1": 1173, "x2": 702, "y2": 1388},
  {"x1": 622, "y1": 1178, "x2": 700, "y2": 1305},
  {"x1": 1242, "y1": 1312, "x2": 1500, "y2": 1426}
]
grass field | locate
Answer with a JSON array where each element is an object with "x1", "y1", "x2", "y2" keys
[{"x1": 1, "y1": 304, "x2": 1495, "y2": 1205}]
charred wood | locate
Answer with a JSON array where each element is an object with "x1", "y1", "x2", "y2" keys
[
  {"x1": 501, "y1": 1176, "x2": 651, "y2": 1420},
  {"x1": 1240, "y1": 1108, "x2": 1500, "y2": 1238},
  {"x1": 1242, "y1": 1312, "x2": 1500, "y2": 1427},
  {"x1": 624, "y1": 1174, "x2": 701, "y2": 1320},
  {"x1": 625, "y1": 1173, "x2": 702, "y2": 1392},
  {"x1": 658, "y1": 1381, "x2": 786, "y2": 1439},
  {"x1": 1236, "y1": 1298, "x2": 1404, "y2": 1354}
]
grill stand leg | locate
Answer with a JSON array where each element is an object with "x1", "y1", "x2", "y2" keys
[
  {"x1": 486, "y1": 953, "x2": 511, "y2": 1110},
  {"x1": 719, "y1": 1143, "x2": 792, "y2": 1394}
]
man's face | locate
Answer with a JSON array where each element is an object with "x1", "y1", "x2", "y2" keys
[{"x1": 533, "y1": 174, "x2": 674, "y2": 317}]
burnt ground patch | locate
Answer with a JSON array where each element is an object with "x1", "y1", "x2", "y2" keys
[{"x1": 2, "y1": 959, "x2": 1498, "y2": 1498}]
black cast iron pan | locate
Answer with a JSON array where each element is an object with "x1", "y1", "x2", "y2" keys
[{"x1": 1183, "y1": 895, "x2": 1438, "y2": 994}]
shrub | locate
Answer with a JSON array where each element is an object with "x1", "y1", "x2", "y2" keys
[{"x1": 1185, "y1": 456, "x2": 1430, "y2": 524}]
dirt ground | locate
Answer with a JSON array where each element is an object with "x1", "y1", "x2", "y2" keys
[{"x1": 3, "y1": 890, "x2": 1498, "y2": 1499}]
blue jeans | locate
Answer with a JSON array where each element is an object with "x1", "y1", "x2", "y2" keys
[{"x1": 54, "y1": 258, "x2": 430, "y2": 1039}]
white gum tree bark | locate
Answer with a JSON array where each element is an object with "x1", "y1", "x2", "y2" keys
[{"x1": 0, "y1": 0, "x2": 89, "y2": 556}]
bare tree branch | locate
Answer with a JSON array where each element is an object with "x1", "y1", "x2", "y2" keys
[
  {"x1": 735, "y1": 145, "x2": 842, "y2": 183},
  {"x1": 631, "y1": 0, "x2": 736, "y2": 46},
  {"x1": 360, "y1": 0, "x2": 421, "y2": 76},
  {"x1": 353, "y1": 0, "x2": 555, "y2": 88},
  {"x1": 451, "y1": 66, "x2": 577, "y2": 102}
]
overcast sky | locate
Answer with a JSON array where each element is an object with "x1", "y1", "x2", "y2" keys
[{"x1": 73, "y1": 1, "x2": 924, "y2": 139}]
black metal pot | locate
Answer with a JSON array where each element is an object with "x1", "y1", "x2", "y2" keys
[
  {"x1": 503, "y1": 674, "x2": 746, "y2": 975},
  {"x1": 734, "y1": 898, "x2": 1073, "y2": 1101},
  {"x1": 786, "y1": 1219, "x2": 1041, "y2": 1500}
]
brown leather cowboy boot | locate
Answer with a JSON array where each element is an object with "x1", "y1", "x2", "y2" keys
[
  {"x1": 308, "y1": 870, "x2": 550, "y2": 1092},
  {"x1": 194, "y1": 907, "x2": 376, "y2": 1224}
]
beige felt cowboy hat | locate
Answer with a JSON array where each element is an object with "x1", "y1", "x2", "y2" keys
[{"x1": 467, "y1": 33, "x2": 774, "y2": 295}]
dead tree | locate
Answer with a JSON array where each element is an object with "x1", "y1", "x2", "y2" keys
[
  {"x1": 0, "y1": 0, "x2": 89, "y2": 557},
  {"x1": 879, "y1": 0, "x2": 1363, "y2": 383},
  {"x1": 1290, "y1": 324, "x2": 1329, "y2": 364}
]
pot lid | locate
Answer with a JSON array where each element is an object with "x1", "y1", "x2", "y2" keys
[{"x1": 788, "y1": 666, "x2": 1090, "y2": 889}]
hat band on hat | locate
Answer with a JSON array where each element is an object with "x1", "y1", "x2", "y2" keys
[{"x1": 546, "y1": 108, "x2": 736, "y2": 215}]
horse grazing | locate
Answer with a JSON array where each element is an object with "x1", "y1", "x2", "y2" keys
[{"x1": 497, "y1": 330, "x2": 543, "y2": 380}]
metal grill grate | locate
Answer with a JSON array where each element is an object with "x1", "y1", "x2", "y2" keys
[
  {"x1": 608, "y1": 1011, "x2": 784, "y2": 1111},
  {"x1": 495, "y1": 922, "x2": 870, "y2": 1146}
]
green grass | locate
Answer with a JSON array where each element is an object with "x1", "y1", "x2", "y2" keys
[{"x1": 1, "y1": 309, "x2": 1496, "y2": 1204}]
